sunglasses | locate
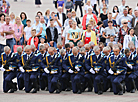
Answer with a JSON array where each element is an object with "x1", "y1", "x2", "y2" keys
[{"x1": 124, "y1": 22, "x2": 128, "y2": 24}]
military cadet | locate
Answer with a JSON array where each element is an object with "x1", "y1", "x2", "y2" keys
[
  {"x1": 118, "y1": 43, "x2": 124, "y2": 55},
  {"x1": 129, "y1": 43, "x2": 136, "y2": 57},
  {"x1": 69, "y1": 42, "x2": 74, "y2": 49},
  {"x1": 31, "y1": 45, "x2": 39, "y2": 54},
  {"x1": 65, "y1": 43, "x2": 72, "y2": 54},
  {"x1": 39, "y1": 45, "x2": 48, "y2": 91},
  {"x1": 56, "y1": 42, "x2": 64, "y2": 54},
  {"x1": 19, "y1": 45, "x2": 40, "y2": 93},
  {"x1": 0, "y1": 46, "x2": 17, "y2": 93},
  {"x1": 107, "y1": 46, "x2": 127, "y2": 95},
  {"x1": 89, "y1": 41, "x2": 95, "y2": 52},
  {"x1": 134, "y1": 48, "x2": 138, "y2": 90},
  {"x1": 87, "y1": 46, "x2": 107, "y2": 95},
  {"x1": 77, "y1": 41, "x2": 84, "y2": 49},
  {"x1": 43, "y1": 47, "x2": 62, "y2": 93},
  {"x1": 84, "y1": 44, "x2": 92, "y2": 59},
  {"x1": 63, "y1": 47, "x2": 86, "y2": 94},
  {"x1": 124, "y1": 48, "x2": 138, "y2": 93},
  {"x1": 98, "y1": 42, "x2": 104, "y2": 52},
  {"x1": 44, "y1": 43, "x2": 50, "y2": 53}
]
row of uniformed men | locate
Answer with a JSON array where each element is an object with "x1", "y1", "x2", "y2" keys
[{"x1": 0, "y1": 42, "x2": 138, "y2": 95}]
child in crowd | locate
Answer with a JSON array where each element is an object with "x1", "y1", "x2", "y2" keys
[
  {"x1": 107, "y1": 35, "x2": 117, "y2": 45},
  {"x1": 38, "y1": 36, "x2": 46, "y2": 50},
  {"x1": 27, "y1": 29, "x2": 39, "y2": 48},
  {"x1": 24, "y1": 19, "x2": 32, "y2": 45}
]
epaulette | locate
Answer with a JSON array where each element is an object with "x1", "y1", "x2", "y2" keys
[
  {"x1": 46, "y1": 53, "x2": 50, "y2": 56},
  {"x1": 21, "y1": 53, "x2": 26, "y2": 56},
  {"x1": 90, "y1": 52, "x2": 95, "y2": 56},
  {"x1": 1, "y1": 52, "x2": 5, "y2": 55},
  {"x1": 36, "y1": 53, "x2": 41, "y2": 56},
  {"x1": 110, "y1": 55, "x2": 114, "y2": 57},
  {"x1": 68, "y1": 53, "x2": 73, "y2": 56}
]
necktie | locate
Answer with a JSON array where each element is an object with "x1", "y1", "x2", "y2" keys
[
  {"x1": 115, "y1": 57, "x2": 117, "y2": 61},
  {"x1": 27, "y1": 55, "x2": 30, "y2": 60}
]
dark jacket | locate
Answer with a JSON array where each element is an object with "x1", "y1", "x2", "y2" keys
[
  {"x1": 103, "y1": 19, "x2": 117, "y2": 27},
  {"x1": 46, "y1": 26, "x2": 58, "y2": 43},
  {"x1": 57, "y1": 12, "x2": 66, "y2": 26}
]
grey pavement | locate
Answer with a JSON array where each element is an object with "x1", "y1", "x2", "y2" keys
[{"x1": 1, "y1": 0, "x2": 138, "y2": 102}]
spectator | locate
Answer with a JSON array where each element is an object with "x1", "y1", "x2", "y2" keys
[
  {"x1": 24, "y1": 19, "x2": 32, "y2": 45},
  {"x1": 67, "y1": 21, "x2": 81, "y2": 46},
  {"x1": 46, "y1": 19, "x2": 58, "y2": 48},
  {"x1": 71, "y1": 10, "x2": 81, "y2": 26},
  {"x1": 0, "y1": 13, "x2": 5, "y2": 27},
  {"x1": 89, "y1": 18, "x2": 97, "y2": 31},
  {"x1": 0, "y1": 0, "x2": 9, "y2": 15},
  {"x1": 118, "y1": 19, "x2": 129, "y2": 45},
  {"x1": 13, "y1": 17, "x2": 24, "y2": 45},
  {"x1": 31, "y1": 15, "x2": 43, "y2": 39},
  {"x1": 0, "y1": 0, "x2": 10, "y2": 8},
  {"x1": 128, "y1": 8, "x2": 134, "y2": 18},
  {"x1": 1, "y1": 15, "x2": 14, "y2": 51},
  {"x1": 44, "y1": 9, "x2": 50, "y2": 26},
  {"x1": 117, "y1": 8, "x2": 133, "y2": 28},
  {"x1": 82, "y1": 7, "x2": 98, "y2": 30},
  {"x1": 103, "y1": 12, "x2": 117, "y2": 27},
  {"x1": 9, "y1": 12, "x2": 15, "y2": 25},
  {"x1": 35, "y1": 0, "x2": 41, "y2": 8},
  {"x1": 91, "y1": 0, "x2": 98, "y2": 16},
  {"x1": 112, "y1": 6, "x2": 120, "y2": 21},
  {"x1": 103, "y1": 21, "x2": 118, "y2": 44},
  {"x1": 20, "y1": 12, "x2": 27, "y2": 28},
  {"x1": 84, "y1": 0, "x2": 92, "y2": 14},
  {"x1": 62, "y1": 19, "x2": 73, "y2": 46},
  {"x1": 57, "y1": 0, "x2": 64, "y2": 11},
  {"x1": 38, "y1": 36, "x2": 46, "y2": 50},
  {"x1": 107, "y1": 35, "x2": 117, "y2": 45},
  {"x1": 64, "y1": 12, "x2": 72, "y2": 27},
  {"x1": 132, "y1": 9, "x2": 138, "y2": 36},
  {"x1": 65, "y1": 0, "x2": 74, "y2": 13},
  {"x1": 74, "y1": 0, "x2": 83, "y2": 17},
  {"x1": 99, "y1": 7, "x2": 108, "y2": 21},
  {"x1": 123, "y1": 28, "x2": 138, "y2": 49},
  {"x1": 99, "y1": 0, "x2": 109, "y2": 14},
  {"x1": 37, "y1": 11, "x2": 43, "y2": 17},
  {"x1": 57, "y1": 6, "x2": 66, "y2": 26},
  {"x1": 27, "y1": 29, "x2": 39, "y2": 48},
  {"x1": 82, "y1": 24, "x2": 97, "y2": 45},
  {"x1": 40, "y1": 16, "x2": 47, "y2": 42},
  {"x1": 119, "y1": 0, "x2": 126, "y2": 15}
]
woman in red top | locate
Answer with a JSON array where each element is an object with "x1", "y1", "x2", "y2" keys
[{"x1": 27, "y1": 29, "x2": 39, "y2": 48}]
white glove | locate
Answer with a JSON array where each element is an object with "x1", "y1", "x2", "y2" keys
[
  {"x1": 108, "y1": 68, "x2": 114, "y2": 75},
  {"x1": 0, "y1": 67, "x2": 5, "y2": 72},
  {"x1": 44, "y1": 68, "x2": 50, "y2": 74},
  {"x1": 68, "y1": 69, "x2": 74, "y2": 73},
  {"x1": 75, "y1": 67, "x2": 80, "y2": 71},
  {"x1": 9, "y1": 67, "x2": 14, "y2": 71},
  {"x1": 51, "y1": 70, "x2": 55, "y2": 74},
  {"x1": 89, "y1": 68, "x2": 95, "y2": 74},
  {"x1": 127, "y1": 64, "x2": 133, "y2": 69},
  {"x1": 95, "y1": 68, "x2": 100, "y2": 71},
  {"x1": 19, "y1": 67, "x2": 25, "y2": 73},
  {"x1": 117, "y1": 70, "x2": 121, "y2": 74}
]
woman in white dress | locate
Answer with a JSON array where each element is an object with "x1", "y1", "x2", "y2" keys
[{"x1": 123, "y1": 28, "x2": 138, "y2": 49}]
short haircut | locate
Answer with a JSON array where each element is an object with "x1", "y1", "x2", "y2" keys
[
  {"x1": 32, "y1": 29, "x2": 36, "y2": 32},
  {"x1": 39, "y1": 45, "x2": 45, "y2": 50},
  {"x1": 50, "y1": 19, "x2": 54, "y2": 21},
  {"x1": 65, "y1": 43, "x2": 70, "y2": 48},
  {"x1": 124, "y1": 48, "x2": 130, "y2": 55},
  {"x1": 17, "y1": 47, "x2": 22, "y2": 52},
  {"x1": 24, "y1": 45, "x2": 31, "y2": 51},
  {"x1": 93, "y1": 46, "x2": 100, "y2": 51},
  {"x1": 103, "y1": 47, "x2": 109, "y2": 51},
  {"x1": 4, "y1": 46, "x2": 10, "y2": 52},
  {"x1": 84, "y1": 44, "x2": 90, "y2": 48},
  {"x1": 26, "y1": 19, "x2": 31, "y2": 23},
  {"x1": 79, "y1": 47, "x2": 85, "y2": 52},
  {"x1": 108, "y1": 20, "x2": 113, "y2": 23},
  {"x1": 98, "y1": 42, "x2": 104, "y2": 47},
  {"x1": 60, "y1": 49, "x2": 65, "y2": 55},
  {"x1": 57, "y1": 42, "x2": 63, "y2": 46}
]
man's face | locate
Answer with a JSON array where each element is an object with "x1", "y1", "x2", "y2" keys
[
  {"x1": 18, "y1": 51, "x2": 22, "y2": 56},
  {"x1": 113, "y1": 49, "x2": 120, "y2": 56},
  {"x1": 135, "y1": 11, "x2": 138, "y2": 17},
  {"x1": 40, "y1": 17, "x2": 44, "y2": 22},
  {"x1": 58, "y1": 8, "x2": 62, "y2": 13},
  {"x1": 130, "y1": 48, "x2": 135, "y2": 52},
  {"x1": 125, "y1": 52, "x2": 131, "y2": 58},
  {"x1": 50, "y1": 20, "x2": 54, "y2": 25},
  {"x1": 103, "y1": 50, "x2": 109, "y2": 56},
  {"x1": 66, "y1": 47, "x2": 70, "y2": 53},
  {"x1": 57, "y1": 45, "x2": 62, "y2": 49},
  {"x1": 94, "y1": 50, "x2": 100, "y2": 55},
  {"x1": 85, "y1": 47, "x2": 90, "y2": 52},
  {"x1": 25, "y1": 49, "x2": 31, "y2": 55},
  {"x1": 5, "y1": 49, "x2": 11, "y2": 55},
  {"x1": 69, "y1": 20, "x2": 72, "y2": 26},
  {"x1": 108, "y1": 22, "x2": 113, "y2": 26},
  {"x1": 48, "y1": 50, "x2": 54, "y2": 56},
  {"x1": 87, "y1": 25, "x2": 92, "y2": 30},
  {"x1": 99, "y1": 45, "x2": 103, "y2": 51},
  {"x1": 108, "y1": 14, "x2": 112, "y2": 19},
  {"x1": 39, "y1": 49, "x2": 45, "y2": 54},
  {"x1": 123, "y1": 10, "x2": 128, "y2": 15},
  {"x1": 122, "y1": 0, "x2": 125, "y2": 5},
  {"x1": 67, "y1": 13, "x2": 72, "y2": 18},
  {"x1": 26, "y1": 21, "x2": 31, "y2": 26},
  {"x1": 61, "y1": 52, "x2": 66, "y2": 57},
  {"x1": 80, "y1": 51, "x2": 85, "y2": 56},
  {"x1": 5, "y1": 17, "x2": 10, "y2": 23},
  {"x1": 73, "y1": 51, "x2": 78, "y2": 56}
]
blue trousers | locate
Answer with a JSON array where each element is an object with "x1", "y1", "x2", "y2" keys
[
  {"x1": 125, "y1": 73, "x2": 137, "y2": 92},
  {"x1": 48, "y1": 42, "x2": 57, "y2": 48},
  {"x1": 110, "y1": 75, "x2": 125, "y2": 94},
  {"x1": 61, "y1": 73, "x2": 71, "y2": 90},
  {"x1": 24, "y1": 72, "x2": 38, "y2": 93},
  {"x1": 48, "y1": 74, "x2": 60, "y2": 93},
  {"x1": 3, "y1": 71, "x2": 17, "y2": 92},
  {"x1": 0, "y1": 44, "x2": 5, "y2": 55},
  {"x1": 6, "y1": 38, "x2": 14, "y2": 52},
  {"x1": 71, "y1": 74, "x2": 85, "y2": 93},
  {"x1": 17, "y1": 72, "x2": 24, "y2": 90},
  {"x1": 39, "y1": 72, "x2": 48, "y2": 90},
  {"x1": 84, "y1": 73, "x2": 94, "y2": 90}
]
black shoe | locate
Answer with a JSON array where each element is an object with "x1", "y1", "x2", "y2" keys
[
  {"x1": 118, "y1": 91, "x2": 123, "y2": 95},
  {"x1": 37, "y1": 87, "x2": 40, "y2": 91},
  {"x1": 31, "y1": 89, "x2": 37, "y2": 93},
  {"x1": 98, "y1": 91, "x2": 103, "y2": 95},
  {"x1": 9, "y1": 89, "x2": 14, "y2": 93},
  {"x1": 66, "y1": 87, "x2": 71, "y2": 91},
  {"x1": 13, "y1": 83, "x2": 17, "y2": 91},
  {"x1": 88, "y1": 87, "x2": 92, "y2": 92},
  {"x1": 56, "y1": 89, "x2": 61, "y2": 94},
  {"x1": 130, "y1": 89, "x2": 135, "y2": 93},
  {"x1": 110, "y1": 88, "x2": 113, "y2": 92},
  {"x1": 77, "y1": 90, "x2": 82, "y2": 94}
]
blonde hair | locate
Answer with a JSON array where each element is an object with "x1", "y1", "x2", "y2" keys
[
  {"x1": 10, "y1": 12, "x2": 15, "y2": 19},
  {"x1": 15, "y1": 16, "x2": 22, "y2": 25},
  {"x1": 121, "y1": 19, "x2": 128, "y2": 24},
  {"x1": 86, "y1": 0, "x2": 91, "y2": 5},
  {"x1": 45, "y1": 9, "x2": 50, "y2": 16},
  {"x1": 89, "y1": 18, "x2": 96, "y2": 26}
]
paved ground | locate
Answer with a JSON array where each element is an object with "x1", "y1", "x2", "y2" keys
[{"x1": 1, "y1": 0, "x2": 138, "y2": 102}]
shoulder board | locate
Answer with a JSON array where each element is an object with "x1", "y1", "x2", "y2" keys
[
  {"x1": 36, "y1": 53, "x2": 41, "y2": 56},
  {"x1": 90, "y1": 53, "x2": 95, "y2": 56},
  {"x1": 1, "y1": 52, "x2": 5, "y2": 55},
  {"x1": 110, "y1": 55, "x2": 114, "y2": 58},
  {"x1": 21, "y1": 53, "x2": 26, "y2": 56},
  {"x1": 46, "y1": 53, "x2": 50, "y2": 56},
  {"x1": 68, "y1": 53, "x2": 73, "y2": 56}
]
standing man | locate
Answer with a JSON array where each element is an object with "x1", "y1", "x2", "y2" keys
[
  {"x1": 118, "y1": 0, "x2": 126, "y2": 15},
  {"x1": 1, "y1": 16, "x2": 14, "y2": 51},
  {"x1": 132, "y1": 9, "x2": 138, "y2": 37}
]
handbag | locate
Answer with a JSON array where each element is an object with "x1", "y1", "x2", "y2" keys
[
  {"x1": 0, "y1": 35, "x2": 6, "y2": 45},
  {"x1": 13, "y1": 42, "x2": 23, "y2": 53}
]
